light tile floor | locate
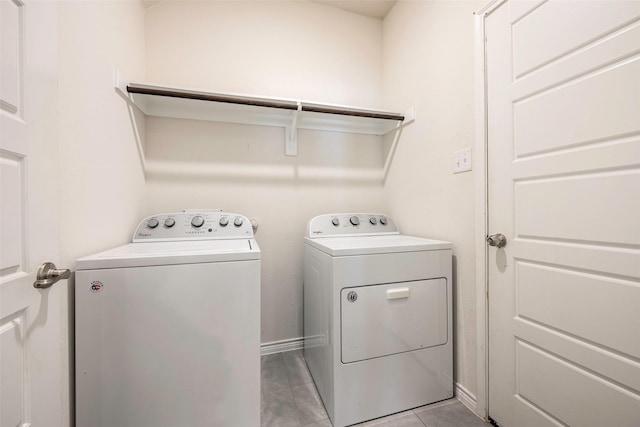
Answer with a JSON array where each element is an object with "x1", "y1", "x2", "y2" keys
[{"x1": 261, "y1": 350, "x2": 491, "y2": 427}]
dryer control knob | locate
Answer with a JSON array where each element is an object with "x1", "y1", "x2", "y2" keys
[
  {"x1": 350, "y1": 216, "x2": 360, "y2": 226},
  {"x1": 147, "y1": 218, "x2": 159, "y2": 229},
  {"x1": 219, "y1": 217, "x2": 229, "y2": 227},
  {"x1": 369, "y1": 217, "x2": 377, "y2": 225},
  {"x1": 164, "y1": 218, "x2": 175, "y2": 228},
  {"x1": 191, "y1": 216, "x2": 205, "y2": 228},
  {"x1": 331, "y1": 218, "x2": 340, "y2": 226},
  {"x1": 234, "y1": 217, "x2": 244, "y2": 227}
]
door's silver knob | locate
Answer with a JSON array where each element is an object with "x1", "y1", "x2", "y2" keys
[
  {"x1": 486, "y1": 234, "x2": 507, "y2": 248},
  {"x1": 33, "y1": 262, "x2": 71, "y2": 289}
]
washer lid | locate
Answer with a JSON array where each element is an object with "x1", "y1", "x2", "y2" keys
[
  {"x1": 76, "y1": 239, "x2": 260, "y2": 270},
  {"x1": 304, "y1": 234, "x2": 451, "y2": 256}
]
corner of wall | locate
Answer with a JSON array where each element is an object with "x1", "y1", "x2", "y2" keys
[{"x1": 58, "y1": 0, "x2": 147, "y2": 266}]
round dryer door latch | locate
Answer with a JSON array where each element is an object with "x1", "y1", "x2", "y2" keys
[{"x1": 346, "y1": 291, "x2": 358, "y2": 303}]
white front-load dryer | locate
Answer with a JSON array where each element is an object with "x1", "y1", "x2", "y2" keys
[
  {"x1": 75, "y1": 211, "x2": 260, "y2": 427},
  {"x1": 304, "y1": 213, "x2": 452, "y2": 427}
]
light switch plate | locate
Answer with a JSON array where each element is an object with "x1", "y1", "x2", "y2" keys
[{"x1": 453, "y1": 147, "x2": 472, "y2": 173}]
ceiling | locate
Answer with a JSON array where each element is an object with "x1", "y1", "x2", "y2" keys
[
  {"x1": 310, "y1": 0, "x2": 397, "y2": 19},
  {"x1": 142, "y1": 1, "x2": 397, "y2": 20}
]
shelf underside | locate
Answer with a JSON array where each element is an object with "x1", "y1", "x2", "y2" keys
[{"x1": 127, "y1": 83, "x2": 405, "y2": 135}]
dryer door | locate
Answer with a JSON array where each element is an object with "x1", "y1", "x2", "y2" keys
[{"x1": 341, "y1": 279, "x2": 447, "y2": 363}]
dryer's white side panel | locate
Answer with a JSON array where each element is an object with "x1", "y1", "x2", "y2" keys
[
  {"x1": 303, "y1": 245, "x2": 334, "y2": 420},
  {"x1": 75, "y1": 260, "x2": 260, "y2": 427}
]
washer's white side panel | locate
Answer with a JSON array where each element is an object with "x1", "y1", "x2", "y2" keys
[
  {"x1": 75, "y1": 260, "x2": 260, "y2": 427},
  {"x1": 341, "y1": 279, "x2": 447, "y2": 363}
]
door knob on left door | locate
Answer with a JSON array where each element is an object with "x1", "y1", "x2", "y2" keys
[
  {"x1": 33, "y1": 262, "x2": 71, "y2": 289},
  {"x1": 486, "y1": 234, "x2": 507, "y2": 248}
]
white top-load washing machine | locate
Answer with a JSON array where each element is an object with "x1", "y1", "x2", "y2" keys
[
  {"x1": 75, "y1": 211, "x2": 260, "y2": 427},
  {"x1": 304, "y1": 213, "x2": 452, "y2": 427}
]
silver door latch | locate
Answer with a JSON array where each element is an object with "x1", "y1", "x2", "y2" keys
[{"x1": 33, "y1": 262, "x2": 71, "y2": 289}]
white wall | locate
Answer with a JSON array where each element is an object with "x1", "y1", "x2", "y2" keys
[
  {"x1": 143, "y1": 1, "x2": 386, "y2": 343},
  {"x1": 57, "y1": 3, "x2": 146, "y2": 422},
  {"x1": 145, "y1": 0, "x2": 383, "y2": 107},
  {"x1": 58, "y1": 0, "x2": 147, "y2": 266},
  {"x1": 382, "y1": 0, "x2": 484, "y2": 400}
]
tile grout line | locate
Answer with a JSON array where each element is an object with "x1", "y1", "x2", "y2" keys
[
  {"x1": 281, "y1": 354, "x2": 305, "y2": 427},
  {"x1": 411, "y1": 409, "x2": 429, "y2": 427},
  {"x1": 410, "y1": 408, "x2": 429, "y2": 427}
]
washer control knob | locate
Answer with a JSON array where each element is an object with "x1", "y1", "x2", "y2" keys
[
  {"x1": 380, "y1": 217, "x2": 388, "y2": 225},
  {"x1": 164, "y1": 218, "x2": 176, "y2": 228},
  {"x1": 350, "y1": 216, "x2": 360, "y2": 226},
  {"x1": 219, "y1": 217, "x2": 229, "y2": 227},
  {"x1": 369, "y1": 217, "x2": 377, "y2": 225},
  {"x1": 234, "y1": 217, "x2": 244, "y2": 227},
  {"x1": 331, "y1": 218, "x2": 340, "y2": 227},
  {"x1": 191, "y1": 216, "x2": 205, "y2": 228},
  {"x1": 147, "y1": 218, "x2": 159, "y2": 229}
]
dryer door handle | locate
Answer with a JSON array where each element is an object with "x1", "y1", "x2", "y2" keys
[{"x1": 386, "y1": 287, "x2": 410, "y2": 300}]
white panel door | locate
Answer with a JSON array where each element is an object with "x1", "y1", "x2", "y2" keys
[
  {"x1": 486, "y1": 1, "x2": 640, "y2": 426},
  {"x1": 0, "y1": 1, "x2": 65, "y2": 426}
]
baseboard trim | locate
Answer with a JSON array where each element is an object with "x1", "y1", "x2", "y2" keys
[
  {"x1": 455, "y1": 382, "x2": 478, "y2": 413},
  {"x1": 261, "y1": 337, "x2": 304, "y2": 356}
]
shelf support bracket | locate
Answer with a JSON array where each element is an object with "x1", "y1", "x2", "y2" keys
[
  {"x1": 383, "y1": 107, "x2": 415, "y2": 136},
  {"x1": 285, "y1": 102, "x2": 302, "y2": 156}
]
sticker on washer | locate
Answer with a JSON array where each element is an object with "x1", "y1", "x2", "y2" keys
[
  {"x1": 90, "y1": 281, "x2": 104, "y2": 293},
  {"x1": 346, "y1": 291, "x2": 358, "y2": 302}
]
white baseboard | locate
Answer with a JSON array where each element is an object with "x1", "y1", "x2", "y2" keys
[
  {"x1": 261, "y1": 337, "x2": 304, "y2": 356},
  {"x1": 455, "y1": 382, "x2": 478, "y2": 414}
]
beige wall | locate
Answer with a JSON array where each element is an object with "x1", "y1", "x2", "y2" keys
[
  {"x1": 58, "y1": 0, "x2": 147, "y2": 266},
  {"x1": 145, "y1": 0, "x2": 383, "y2": 106},
  {"x1": 382, "y1": 0, "x2": 484, "y2": 398},
  {"x1": 57, "y1": 1, "x2": 147, "y2": 423},
  {"x1": 143, "y1": 1, "x2": 387, "y2": 343}
]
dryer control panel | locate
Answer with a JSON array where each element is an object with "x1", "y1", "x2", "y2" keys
[
  {"x1": 306, "y1": 213, "x2": 399, "y2": 238},
  {"x1": 133, "y1": 211, "x2": 254, "y2": 242}
]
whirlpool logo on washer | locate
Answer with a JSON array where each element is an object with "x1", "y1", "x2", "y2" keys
[{"x1": 90, "y1": 281, "x2": 104, "y2": 293}]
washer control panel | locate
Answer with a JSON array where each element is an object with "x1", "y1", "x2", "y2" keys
[
  {"x1": 307, "y1": 213, "x2": 398, "y2": 238},
  {"x1": 133, "y1": 212, "x2": 253, "y2": 242}
]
